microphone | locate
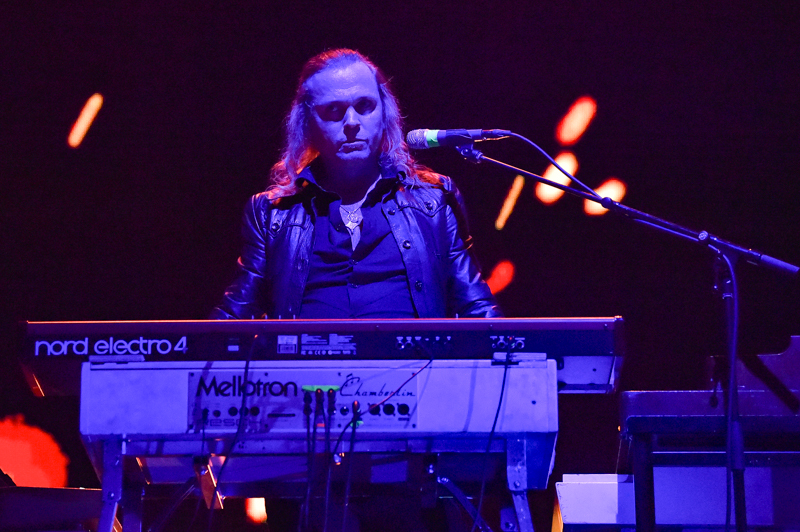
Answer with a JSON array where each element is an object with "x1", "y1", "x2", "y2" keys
[{"x1": 406, "y1": 129, "x2": 510, "y2": 150}]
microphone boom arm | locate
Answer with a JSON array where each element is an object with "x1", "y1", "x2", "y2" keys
[{"x1": 455, "y1": 144, "x2": 799, "y2": 277}]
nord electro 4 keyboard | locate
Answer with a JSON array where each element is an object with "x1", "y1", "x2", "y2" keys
[
  {"x1": 19, "y1": 318, "x2": 623, "y2": 532},
  {"x1": 21, "y1": 317, "x2": 624, "y2": 395}
]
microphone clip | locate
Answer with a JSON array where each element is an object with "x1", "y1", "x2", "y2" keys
[{"x1": 455, "y1": 144, "x2": 485, "y2": 164}]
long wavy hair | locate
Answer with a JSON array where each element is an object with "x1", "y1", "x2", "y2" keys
[{"x1": 268, "y1": 49, "x2": 438, "y2": 196}]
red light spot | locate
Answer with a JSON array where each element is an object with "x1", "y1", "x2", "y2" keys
[
  {"x1": 0, "y1": 415, "x2": 69, "y2": 487},
  {"x1": 486, "y1": 260, "x2": 515, "y2": 294},
  {"x1": 246, "y1": 497, "x2": 268, "y2": 523}
]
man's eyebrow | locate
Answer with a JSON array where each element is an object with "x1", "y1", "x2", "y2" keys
[{"x1": 315, "y1": 95, "x2": 377, "y2": 104}]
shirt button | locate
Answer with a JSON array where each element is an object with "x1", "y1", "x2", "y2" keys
[
  {"x1": 415, "y1": 281, "x2": 423, "y2": 291},
  {"x1": 270, "y1": 222, "x2": 280, "y2": 232},
  {"x1": 424, "y1": 201, "x2": 433, "y2": 210},
  {"x1": 388, "y1": 208, "x2": 396, "y2": 215},
  {"x1": 402, "y1": 240, "x2": 411, "y2": 249}
]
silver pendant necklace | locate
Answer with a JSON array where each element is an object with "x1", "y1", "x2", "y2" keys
[
  {"x1": 340, "y1": 203, "x2": 363, "y2": 231},
  {"x1": 338, "y1": 178, "x2": 380, "y2": 249},
  {"x1": 339, "y1": 199, "x2": 365, "y2": 250}
]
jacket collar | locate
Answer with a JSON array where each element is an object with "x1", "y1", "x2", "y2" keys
[{"x1": 294, "y1": 160, "x2": 406, "y2": 198}]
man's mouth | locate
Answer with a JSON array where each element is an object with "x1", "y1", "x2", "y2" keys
[{"x1": 340, "y1": 140, "x2": 366, "y2": 152}]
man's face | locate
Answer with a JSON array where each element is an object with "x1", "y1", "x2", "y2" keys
[{"x1": 305, "y1": 61, "x2": 384, "y2": 169}]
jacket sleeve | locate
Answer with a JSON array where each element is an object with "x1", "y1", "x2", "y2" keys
[
  {"x1": 443, "y1": 181, "x2": 503, "y2": 318},
  {"x1": 210, "y1": 195, "x2": 272, "y2": 319}
]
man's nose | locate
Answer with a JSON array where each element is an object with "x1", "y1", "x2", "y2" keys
[{"x1": 343, "y1": 106, "x2": 360, "y2": 126}]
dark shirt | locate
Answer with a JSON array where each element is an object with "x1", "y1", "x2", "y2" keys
[{"x1": 300, "y1": 181, "x2": 416, "y2": 318}]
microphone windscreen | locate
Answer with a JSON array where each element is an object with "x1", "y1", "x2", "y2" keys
[{"x1": 406, "y1": 129, "x2": 430, "y2": 150}]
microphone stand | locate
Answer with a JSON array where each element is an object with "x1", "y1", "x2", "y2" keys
[{"x1": 455, "y1": 144, "x2": 799, "y2": 532}]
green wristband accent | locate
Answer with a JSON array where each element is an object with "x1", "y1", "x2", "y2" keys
[{"x1": 424, "y1": 129, "x2": 440, "y2": 147}]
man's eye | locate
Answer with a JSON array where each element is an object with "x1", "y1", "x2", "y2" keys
[
  {"x1": 319, "y1": 105, "x2": 344, "y2": 121},
  {"x1": 315, "y1": 99, "x2": 376, "y2": 121},
  {"x1": 355, "y1": 99, "x2": 377, "y2": 115}
]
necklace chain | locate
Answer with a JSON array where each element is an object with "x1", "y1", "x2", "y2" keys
[
  {"x1": 339, "y1": 196, "x2": 367, "y2": 232},
  {"x1": 337, "y1": 178, "x2": 380, "y2": 246}
]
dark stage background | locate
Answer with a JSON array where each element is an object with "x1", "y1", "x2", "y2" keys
[{"x1": 2, "y1": 1, "x2": 799, "y2": 529}]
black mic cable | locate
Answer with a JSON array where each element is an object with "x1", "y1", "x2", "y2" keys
[
  {"x1": 300, "y1": 389, "x2": 325, "y2": 532},
  {"x1": 342, "y1": 401, "x2": 361, "y2": 532},
  {"x1": 323, "y1": 388, "x2": 336, "y2": 532},
  {"x1": 299, "y1": 390, "x2": 313, "y2": 532},
  {"x1": 470, "y1": 344, "x2": 512, "y2": 532},
  {"x1": 203, "y1": 334, "x2": 257, "y2": 532},
  {"x1": 504, "y1": 131, "x2": 601, "y2": 198}
]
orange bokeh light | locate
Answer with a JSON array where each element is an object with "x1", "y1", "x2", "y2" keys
[
  {"x1": 495, "y1": 175, "x2": 525, "y2": 230},
  {"x1": 535, "y1": 152, "x2": 578, "y2": 204},
  {"x1": 556, "y1": 96, "x2": 597, "y2": 146},
  {"x1": 584, "y1": 178, "x2": 627, "y2": 215},
  {"x1": 0, "y1": 415, "x2": 69, "y2": 487},
  {"x1": 486, "y1": 260, "x2": 515, "y2": 294},
  {"x1": 68, "y1": 93, "x2": 103, "y2": 148}
]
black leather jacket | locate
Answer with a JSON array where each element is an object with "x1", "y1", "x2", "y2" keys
[{"x1": 211, "y1": 167, "x2": 501, "y2": 319}]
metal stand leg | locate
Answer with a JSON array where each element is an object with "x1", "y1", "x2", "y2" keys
[
  {"x1": 506, "y1": 437, "x2": 541, "y2": 532},
  {"x1": 509, "y1": 490, "x2": 534, "y2": 532},
  {"x1": 732, "y1": 468, "x2": 747, "y2": 530},
  {"x1": 98, "y1": 438, "x2": 123, "y2": 532},
  {"x1": 122, "y1": 485, "x2": 144, "y2": 532},
  {"x1": 631, "y1": 434, "x2": 655, "y2": 532}
]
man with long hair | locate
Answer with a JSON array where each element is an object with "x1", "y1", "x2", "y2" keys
[
  {"x1": 211, "y1": 49, "x2": 501, "y2": 530},
  {"x1": 212, "y1": 49, "x2": 499, "y2": 320}
]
